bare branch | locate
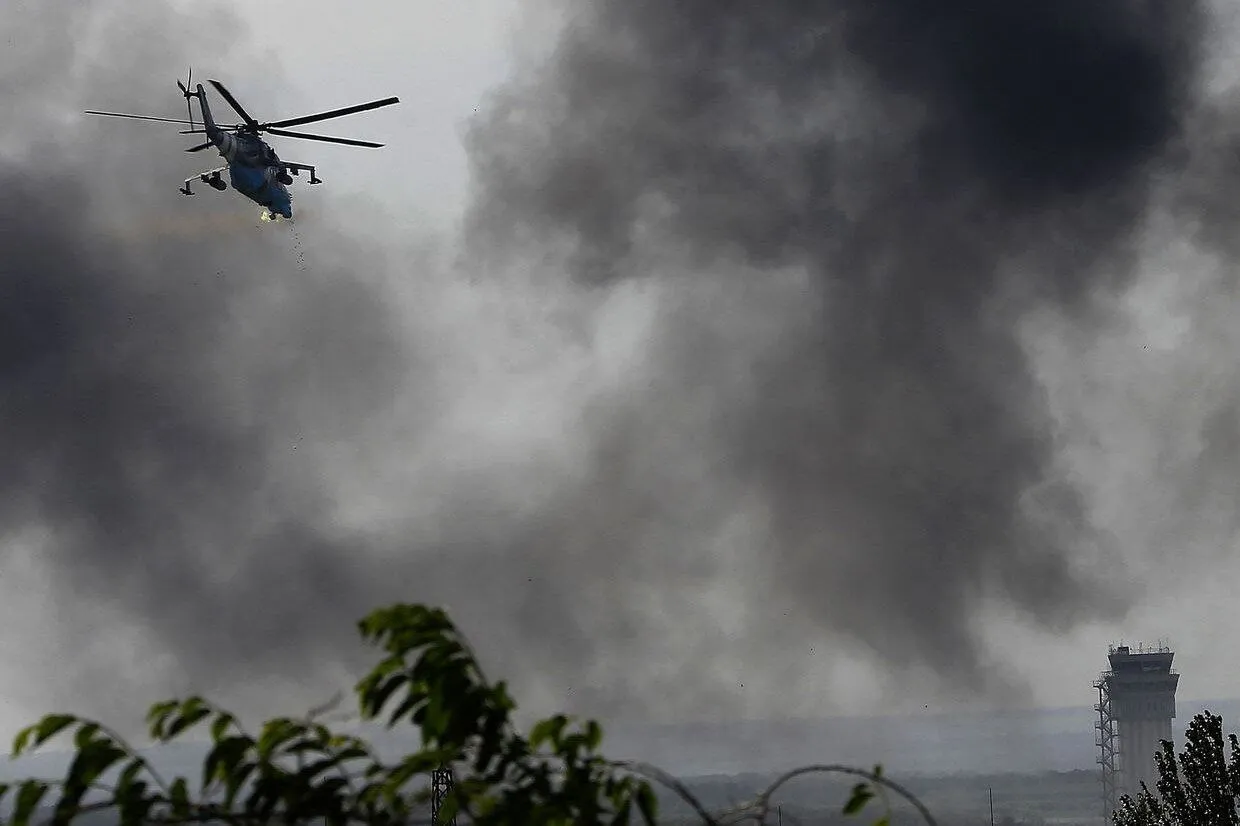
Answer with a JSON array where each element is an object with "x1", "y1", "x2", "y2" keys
[
  {"x1": 615, "y1": 761, "x2": 719, "y2": 826},
  {"x1": 304, "y1": 692, "x2": 345, "y2": 723},
  {"x1": 757, "y1": 765, "x2": 936, "y2": 826}
]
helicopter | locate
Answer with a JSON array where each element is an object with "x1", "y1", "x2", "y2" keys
[{"x1": 85, "y1": 71, "x2": 399, "y2": 221}]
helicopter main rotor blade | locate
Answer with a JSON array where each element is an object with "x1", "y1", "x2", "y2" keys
[
  {"x1": 84, "y1": 110, "x2": 196, "y2": 125},
  {"x1": 207, "y1": 79, "x2": 259, "y2": 128},
  {"x1": 265, "y1": 127, "x2": 384, "y2": 148},
  {"x1": 185, "y1": 141, "x2": 214, "y2": 152},
  {"x1": 262, "y1": 96, "x2": 399, "y2": 130}
]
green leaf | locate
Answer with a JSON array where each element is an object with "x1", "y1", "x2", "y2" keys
[
  {"x1": 170, "y1": 777, "x2": 190, "y2": 815},
  {"x1": 8, "y1": 728, "x2": 29, "y2": 758},
  {"x1": 116, "y1": 757, "x2": 147, "y2": 792},
  {"x1": 65, "y1": 738, "x2": 127, "y2": 790},
  {"x1": 293, "y1": 754, "x2": 351, "y2": 784},
  {"x1": 610, "y1": 797, "x2": 632, "y2": 825},
  {"x1": 165, "y1": 697, "x2": 211, "y2": 739},
  {"x1": 844, "y1": 782, "x2": 875, "y2": 815},
  {"x1": 222, "y1": 761, "x2": 258, "y2": 809},
  {"x1": 585, "y1": 720, "x2": 603, "y2": 751},
  {"x1": 202, "y1": 733, "x2": 255, "y2": 792},
  {"x1": 11, "y1": 780, "x2": 48, "y2": 826},
  {"x1": 116, "y1": 781, "x2": 155, "y2": 826},
  {"x1": 383, "y1": 752, "x2": 441, "y2": 800},
  {"x1": 73, "y1": 722, "x2": 101, "y2": 749},
  {"x1": 211, "y1": 711, "x2": 236, "y2": 742},
  {"x1": 12, "y1": 714, "x2": 78, "y2": 757},
  {"x1": 256, "y1": 718, "x2": 300, "y2": 760},
  {"x1": 439, "y1": 792, "x2": 463, "y2": 825},
  {"x1": 146, "y1": 700, "x2": 180, "y2": 740},
  {"x1": 635, "y1": 783, "x2": 658, "y2": 826},
  {"x1": 530, "y1": 715, "x2": 569, "y2": 750},
  {"x1": 362, "y1": 674, "x2": 412, "y2": 725},
  {"x1": 285, "y1": 735, "x2": 330, "y2": 755},
  {"x1": 387, "y1": 691, "x2": 431, "y2": 735},
  {"x1": 36, "y1": 714, "x2": 77, "y2": 748},
  {"x1": 331, "y1": 745, "x2": 371, "y2": 766}
]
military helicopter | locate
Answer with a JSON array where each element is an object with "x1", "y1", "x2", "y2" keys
[{"x1": 85, "y1": 71, "x2": 399, "y2": 221}]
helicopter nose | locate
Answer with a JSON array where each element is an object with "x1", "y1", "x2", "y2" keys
[{"x1": 270, "y1": 191, "x2": 292, "y2": 219}]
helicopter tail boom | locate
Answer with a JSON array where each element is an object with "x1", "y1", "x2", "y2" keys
[{"x1": 192, "y1": 83, "x2": 221, "y2": 141}]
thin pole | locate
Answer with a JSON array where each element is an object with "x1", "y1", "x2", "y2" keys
[{"x1": 989, "y1": 787, "x2": 994, "y2": 826}]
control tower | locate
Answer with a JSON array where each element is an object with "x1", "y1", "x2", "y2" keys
[{"x1": 1095, "y1": 643, "x2": 1179, "y2": 815}]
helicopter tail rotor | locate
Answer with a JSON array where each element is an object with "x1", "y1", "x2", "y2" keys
[{"x1": 177, "y1": 67, "x2": 197, "y2": 132}]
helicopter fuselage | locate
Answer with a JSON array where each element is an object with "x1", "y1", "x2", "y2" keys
[
  {"x1": 221, "y1": 132, "x2": 293, "y2": 220},
  {"x1": 197, "y1": 86, "x2": 292, "y2": 219}
]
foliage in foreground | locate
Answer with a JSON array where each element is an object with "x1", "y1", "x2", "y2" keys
[
  {"x1": 0, "y1": 603, "x2": 935, "y2": 826},
  {"x1": 1112, "y1": 710, "x2": 1240, "y2": 825}
]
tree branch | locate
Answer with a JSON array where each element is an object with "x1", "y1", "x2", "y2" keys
[{"x1": 757, "y1": 765, "x2": 936, "y2": 826}]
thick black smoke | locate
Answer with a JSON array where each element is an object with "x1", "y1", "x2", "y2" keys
[
  {"x1": 463, "y1": 0, "x2": 1207, "y2": 691},
  {"x1": 0, "y1": 2, "x2": 418, "y2": 722},
  {"x1": 1, "y1": 0, "x2": 1229, "y2": 742}
]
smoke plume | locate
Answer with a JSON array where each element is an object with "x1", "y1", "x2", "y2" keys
[
  {"x1": 3, "y1": 0, "x2": 1237, "y2": 742},
  {"x1": 0, "y1": 1, "x2": 417, "y2": 722},
  {"x1": 462, "y1": 0, "x2": 1208, "y2": 696}
]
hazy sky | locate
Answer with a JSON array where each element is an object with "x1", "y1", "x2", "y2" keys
[{"x1": 2, "y1": 0, "x2": 1240, "y2": 761}]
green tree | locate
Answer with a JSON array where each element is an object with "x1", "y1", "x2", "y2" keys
[
  {"x1": 1112, "y1": 711, "x2": 1240, "y2": 826},
  {"x1": 0, "y1": 603, "x2": 934, "y2": 826}
]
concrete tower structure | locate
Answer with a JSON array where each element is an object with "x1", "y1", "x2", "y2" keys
[{"x1": 1095, "y1": 643, "x2": 1179, "y2": 814}]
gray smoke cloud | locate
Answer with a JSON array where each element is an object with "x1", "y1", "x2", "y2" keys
[
  {"x1": 6, "y1": 0, "x2": 1240, "y2": 746},
  {"x1": 0, "y1": 0, "x2": 704, "y2": 732},
  {"x1": 461, "y1": 0, "x2": 1211, "y2": 699},
  {"x1": 0, "y1": 1, "x2": 421, "y2": 722}
]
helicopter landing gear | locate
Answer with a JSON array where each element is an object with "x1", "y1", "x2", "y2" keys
[{"x1": 309, "y1": 173, "x2": 322, "y2": 185}]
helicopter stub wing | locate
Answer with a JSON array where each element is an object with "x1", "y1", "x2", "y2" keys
[
  {"x1": 179, "y1": 166, "x2": 228, "y2": 195},
  {"x1": 279, "y1": 160, "x2": 322, "y2": 184}
]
